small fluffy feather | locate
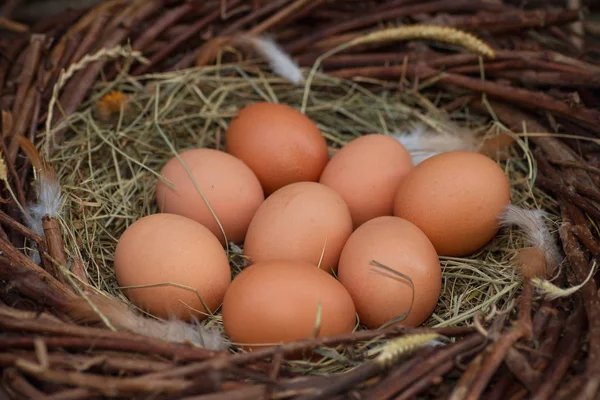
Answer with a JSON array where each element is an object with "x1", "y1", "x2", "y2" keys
[
  {"x1": 499, "y1": 205, "x2": 563, "y2": 276},
  {"x1": 23, "y1": 174, "x2": 63, "y2": 237},
  {"x1": 16, "y1": 136, "x2": 64, "y2": 263},
  {"x1": 65, "y1": 293, "x2": 228, "y2": 350},
  {"x1": 237, "y1": 34, "x2": 303, "y2": 85},
  {"x1": 393, "y1": 124, "x2": 478, "y2": 165}
]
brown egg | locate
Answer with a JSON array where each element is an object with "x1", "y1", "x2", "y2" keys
[
  {"x1": 319, "y1": 134, "x2": 413, "y2": 229},
  {"x1": 114, "y1": 213, "x2": 231, "y2": 321},
  {"x1": 222, "y1": 259, "x2": 356, "y2": 349},
  {"x1": 243, "y1": 182, "x2": 353, "y2": 274},
  {"x1": 225, "y1": 102, "x2": 329, "y2": 195},
  {"x1": 393, "y1": 151, "x2": 511, "y2": 257},
  {"x1": 337, "y1": 216, "x2": 441, "y2": 328},
  {"x1": 155, "y1": 148, "x2": 264, "y2": 245}
]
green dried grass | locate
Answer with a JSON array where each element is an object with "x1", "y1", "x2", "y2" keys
[{"x1": 37, "y1": 58, "x2": 559, "y2": 374}]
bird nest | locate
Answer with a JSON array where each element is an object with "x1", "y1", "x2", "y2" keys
[{"x1": 0, "y1": 1, "x2": 599, "y2": 399}]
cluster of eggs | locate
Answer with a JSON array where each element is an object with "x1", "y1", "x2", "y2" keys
[{"x1": 114, "y1": 102, "x2": 510, "y2": 349}]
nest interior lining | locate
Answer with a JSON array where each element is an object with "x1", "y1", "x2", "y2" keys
[{"x1": 39, "y1": 61, "x2": 559, "y2": 373}]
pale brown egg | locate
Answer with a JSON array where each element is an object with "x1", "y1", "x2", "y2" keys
[
  {"x1": 243, "y1": 182, "x2": 353, "y2": 274},
  {"x1": 225, "y1": 102, "x2": 329, "y2": 195},
  {"x1": 222, "y1": 259, "x2": 356, "y2": 349},
  {"x1": 393, "y1": 151, "x2": 511, "y2": 257},
  {"x1": 319, "y1": 134, "x2": 413, "y2": 229},
  {"x1": 337, "y1": 216, "x2": 441, "y2": 329},
  {"x1": 155, "y1": 148, "x2": 264, "y2": 245},
  {"x1": 113, "y1": 213, "x2": 231, "y2": 321}
]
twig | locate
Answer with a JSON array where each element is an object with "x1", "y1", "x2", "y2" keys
[
  {"x1": 41, "y1": 34, "x2": 81, "y2": 99},
  {"x1": 572, "y1": 226, "x2": 600, "y2": 260},
  {"x1": 558, "y1": 207, "x2": 600, "y2": 399},
  {"x1": 335, "y1": 63, "x2": 600, "y2": 132},
  {"x1": 0, "y1": 133, "x2": 27, "y2": 207},
  {"x1": 11, "y1": 34, "x2": 45, "y2": 119},
  {"x1": 0, "y1": 209, "x2": 44, "y2": 244},
  {"x1": 15, "y1": 359, "x2": 193, "y2": 396},
  {"x1": 2, "y1": 368, "x2": 46, "y2": 399},
  {"x1": 535, "y1": 175, "x2": 600, "y2": 221},
  {"x1": 0, "y1": 235, "x2": 72, "y2": 302},
  {"x1": 285, "y1": 0, "x2": 511, "y2": 54},
  {"x1": 548, "y1": 160, "x2": 600, "y2": 176},
  {"x1": 132, "y1": 2, "x2": 194, "y2": 52},
  {"x1": 0, "y1": 16, "x2": 29, "y2": 33},
  {"x1": 220, "y1": 0, "x2": 290, "y2": 36},
  {"x1": 394, "y1": 358, "x2": 455, "y2": 400},
  {"x1": 0, "y1": 335, "x2": 213, "y2": 363},
  {"x1": 436, "y1": 9, "x2": 580, "y2": 34},
  {"x1": 0, "y1": 350, "x2": 171, "y2": 374},
  {"x1": 0, "y1": 35, "x2": 28, "y2": 98},
  {"x1": 136, "y1": 326, "x2": 474, "y2": 382},
  {"x1": 463, "y1": 279, "x2": 533, "y2": 400},
  {"x1": 247, "y1": 0, "x2": 319, "y2": 36},
  {"x1": 133, "y1": 1, "x2": 241, "y2": 75},
  {"x1": 70, "y1": 12, "x2": 111, "y2": 65},
  {"x1": 567, "y1": 0, "x2": 584, "y2": 52},
  {"x1": 7, "y1": 84, "x2": 37, "y2": 162},
  {"x1": 530, "y1": 302, "x2": 585, "y2": 400}
]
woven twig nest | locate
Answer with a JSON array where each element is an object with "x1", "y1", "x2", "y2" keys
[{"x1": 0, "y1": 1, "x2": 599, "y2": 399}]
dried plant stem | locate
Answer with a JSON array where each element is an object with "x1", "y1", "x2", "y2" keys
[
  {"x1": 463, "y1": 280, "x2": 533, "y2": 400},
  {"x1": 133, "y1": 1, "x2": 240, "y2": 75},
  {"x1": 530, "y1": 303, "x2": 585, "y2": 400},
  {"x1": 15, "y1": 359, "x2": 192, "y2": 395}
]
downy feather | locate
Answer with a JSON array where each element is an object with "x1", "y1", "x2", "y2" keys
[
  {"x1": 237, "y1": 34, "x2": 304, "y2": 85},
  {"x1": 499, "y1": 204, "x2": 563, "y2": 276},
  {"x1": 64, "y1": 293, "x2": 228, "y2": 350},
  {"x1": 16, "y1": 137, "x2": 63, "y2": 263},
  {"x1": 393, "y1": 124, "x2": 478, "y2": 165}
]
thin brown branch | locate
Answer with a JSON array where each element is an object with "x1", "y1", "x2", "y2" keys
[
  {"x1": 395, "y1": 358, "x2": 455, "y2": 400},
  {"x1": 438, "y1": 9, "x2": 580, "y2": 34},
  {"x1": 530, "y1": 302, "x2": 585, "y2": 400},
  {"x1": 0, "y1": 16, "x2": 29, "y2": 33},
  {"x1": 0, "y1": 209, "x2": 44, "y2": 244},
  {"x1": 285, "y1": 0, "x2": 511, "y2": 54},
  {"x1": 363, "y1": 334, "x2": 485, "y2": 400},
  {"x1": 70, "y1": 12, "x2": 111, "y2": 65},
  {"x1": 535, "y1": 175, "x2": 600, "y2": 221},
  {"x1": 463, "y1": 280, "x2": 533, "y2": 400},
  {"x1": 548, "y1": 159, "x2": 600, "y2": 176},
  {"x1": 11, "y1": 34, "x2": 45, "y2": 119},
  {"x1": 132, "y1": 2, "x2": 194, "y2": 52},
  {"x1": 2, "y1": 367, "x2": 46, "y2": 399},
  {"x1": 134, "y1": 2, "x2": 239, "y2": 75},
  {"x1": 15, "y1": 359, "x2": 192, "y2": 396}
]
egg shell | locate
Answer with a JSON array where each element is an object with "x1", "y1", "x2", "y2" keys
[
  {"x1": 319, "y1": 134, "x2": 413, "y2": 229},
  {"x1": 225, "y1": 102, "x2": 329, "y2": 195},
  {"x1": 222, "y1": 259, "x2": 356, "y2": 349},
  {"x1": 337, "y1": 216, "x2": 441, "y2": 329},
  {"x1": 393, "y1": 151, "x2": 511, "y2": 257},
  {"x1": 243, "y1": 181, "x2": 353, "y2": 274},
  {"x1": 155, "y1": 148, "x2": 264, "y2": 245},
  {"x1": 114, "y1": 213, "x2": 231, "y2": 321}
]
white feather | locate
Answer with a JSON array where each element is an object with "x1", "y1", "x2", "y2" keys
[
  {"x1": 393, "y1": 124, "x2": 478, "y2": 165},
  {"x1": 241, "y1": 35, "x2": 304, "y2": 85},
  {"x1": 66, "y1": 294, "x2": 228, "y2": 351},
  {"x1": 127, "y1": 316, "x2": 228, "y2": 350},
  {"x1": 499, "y1": 204, "x2": 563, "y2": 274},
  {"x1": 23, "y1": 173, "x2": 63, "y2": 264}
]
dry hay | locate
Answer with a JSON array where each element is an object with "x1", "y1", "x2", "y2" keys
[{"x1": 32, "y1": 56, "x2": 561, "y2": 374}]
